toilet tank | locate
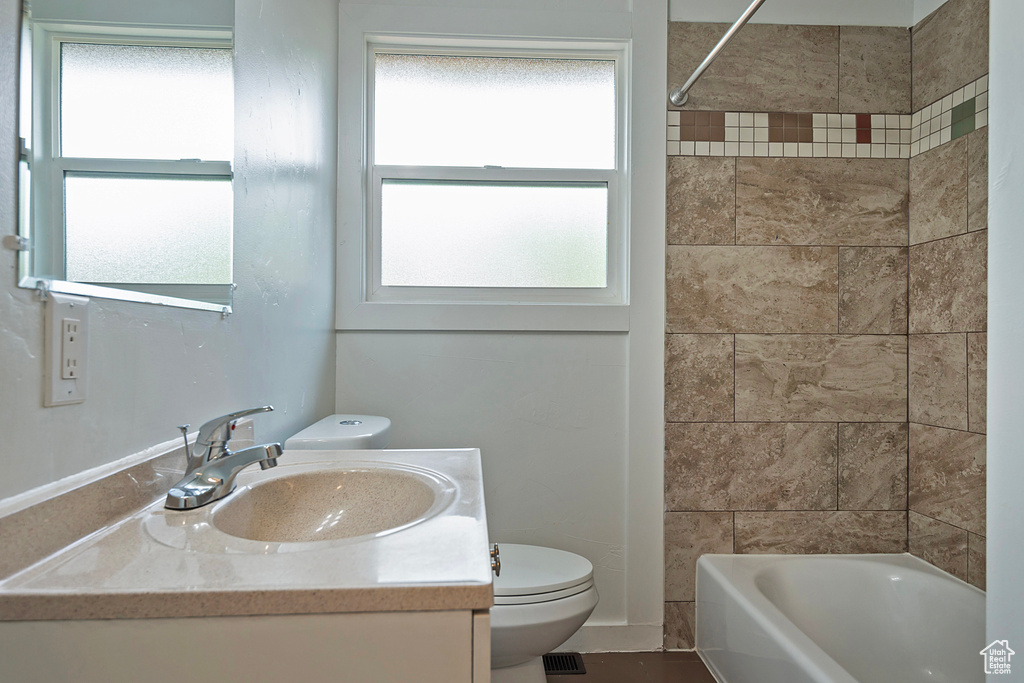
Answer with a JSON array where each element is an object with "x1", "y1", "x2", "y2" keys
[{"x1": 284, "y1": 414, "x2": 392, "y2": 450}]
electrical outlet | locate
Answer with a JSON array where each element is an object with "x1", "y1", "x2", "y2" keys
[{"x1": 44, "y1": 293, "x2": 89, "y2": 407}]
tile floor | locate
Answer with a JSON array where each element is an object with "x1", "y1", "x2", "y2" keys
[{"x1": 546, "y1": 652, "x2": 715, "y2": 683}]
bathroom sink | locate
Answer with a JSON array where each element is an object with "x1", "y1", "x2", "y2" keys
[{"x1": 211, "y1": 464, "x2": 456, "y2": 543}]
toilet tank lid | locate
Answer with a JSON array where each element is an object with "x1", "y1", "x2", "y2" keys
[
  {"x1": 492, "y1": 543, "x2": 594, "y2": 596},
  {"x1": 286, "y1": 415, "x2": 391, "y2": 444}
]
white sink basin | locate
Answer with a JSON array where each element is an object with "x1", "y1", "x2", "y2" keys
[{"x1": 213, "y1": 467, "x2": 449, "y2": 543}]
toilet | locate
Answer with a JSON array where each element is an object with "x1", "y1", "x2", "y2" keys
[
  {"x1": 284, "y1": 414, "x2": 391, "y2": 450},
  {"x1": 490, "y1": 543, "x2": 599, "y2": 683},
  {"x1": 284, "y1": 416, "x2": 597, "y2": 683}
]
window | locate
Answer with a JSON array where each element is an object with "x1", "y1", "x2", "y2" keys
[
  {"x1": 351, "y1": 40, "x2": 628, "y2": 327},
  {"x1": 21, "y1": 20, "x2": 234, "y2": 309}
]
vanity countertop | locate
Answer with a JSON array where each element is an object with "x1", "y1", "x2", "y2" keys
[{"x1": 0, "y1": 448, "x2": 493, "y2": 620}]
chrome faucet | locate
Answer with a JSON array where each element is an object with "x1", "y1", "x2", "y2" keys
[{"x1": 165, "y1": 406, "x2": 283, "y2": 510}]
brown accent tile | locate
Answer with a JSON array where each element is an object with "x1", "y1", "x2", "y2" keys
[
  {"x1": 709, "y1": 112, "x2": 725, "y2": 127},
  {"x1": 668, "y1": 23, "x2": 839, "y2": 112},
  {"x1": 968, "y1": 533, "x2": 986, "y2": 590},
  {"x1": 839, "y1": 246, "x2": 908, "y2": 334},
  {"x1": 912, "y1": 0, "x2": 989, "y2": 111},
  {"x1": 679, "y1": 111, "x2": 696, "y2": 126},
  {"x1": 709, "y1": 126, "x2": 726, "y2": 142},
  {"x1": 856, "y1": 128, "x2": 872, "y2": 144},
  {"x1": 693, "y1": 126, "x2": 710, "y2": 142},
  {"x1": 665, "y1": 512, "x2": 733, "y2": 601},
  {"x1": 694, "y1": 111, "x2": 711, "y2": 126},
  {"x1": 666, "y1": 246, "x2": 839, "y2": 333},
  {"x1": 910, "y1": 137, "x2": 968, "y2": 245},
  {"x1": 909, "y1": 423, "x2": 986, "y2": 535},
  {"x1": 839, "y1": 26, "x2": 912, "y2": 113},
  {"x1": 735, "y1": 335, "x2": 908, "y2": 422},
  {"x1": 736, "y1": 158, "x2": 909, "y2": 246},
  {"x1": 839, "y1": 423, "x2": 908, "y2": 510},
  {"x1": 784, "y1": 128, "x2": 800, "y2": 143},
  {"x1": 909, "y1": 230, "x2": 987, "y2": 333},
  {"x1": 798, "y1": 113, "x2": 814, "y2": 128},
  {"x1": 666, "y1": 423, "x2": 838, "y2": 511},
  {"x1": 769, "y1": 127, "x2": 784, "y2": 143},
  {"x1": 783, "y1": 113, "x2": 799, "y2": 128},
  {"x1": 734, "y1": 511, "x2": 907, "y2": 554},
  {"x1": 798, "y1": 128, "x2": 813, "y2": 143},
  {"x1": 680, "y1": 126, "x2": 697, "y2": 142},
  {"x1": 666, "y1": 157, "x2": 735, "y2": 245},
  {"x1": 968, "y1": 332, "x2": 986, "y2": 433},
  {"x1": 909, "y1": 511, "x2": 968, "y2": 580},
  {"x1": 909, "y1": 333, "x2": 968, "y2": 430},
  {"x1": 664, "y1": 602, "x2": 697, "y2": 650},
  {"x1": 968, "y1": 127, "x2": 988, "y2": 232},
  {"x1": 666, "y1": 334, "x2": 734, "y2": 422},
  {"x1": 769, "y1": 112, "x2": 784, "y2": 127}
]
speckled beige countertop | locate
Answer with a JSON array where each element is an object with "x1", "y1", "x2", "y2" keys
[{"x1": 0, "y1": 448, "x2": 493, "y2": 620}]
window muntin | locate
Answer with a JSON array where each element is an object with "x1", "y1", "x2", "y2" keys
[{"x1": 369, "y1": 46, "x2": 623, "y2": 303}]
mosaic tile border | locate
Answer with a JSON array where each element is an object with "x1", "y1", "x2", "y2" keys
[{"x1": 667, "y1": 74, "x2": 989, "y2": 160}]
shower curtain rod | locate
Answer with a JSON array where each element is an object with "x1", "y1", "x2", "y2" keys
[{"x1": 668, "y1": 0, "x2": 769, "y2": 106}]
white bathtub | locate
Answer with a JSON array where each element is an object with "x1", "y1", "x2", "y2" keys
[{"x1": 696, "y1": 554, "x2": 985, "y2": 683}]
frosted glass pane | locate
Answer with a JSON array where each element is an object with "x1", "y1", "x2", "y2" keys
[
  {"x1": 381, "y1": 181, "x2": 607, "y2": 288},
  {"x1": 61, "y1": 43, "x2": 233, "y2": 160},
  {"x1": 65, "y1": 175, "x2": 232, "y2": 284},
  {"x1": 375, "y1": 55, "x2": 614, "y2": 169}
]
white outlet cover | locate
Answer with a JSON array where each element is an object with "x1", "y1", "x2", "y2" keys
[{"x1": 44, "y1": 292, "x2": 89, "y2": 407}]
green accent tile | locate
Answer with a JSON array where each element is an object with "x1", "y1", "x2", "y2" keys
[
  {"x1": 952, "y1": 98, "x2": 977, "y2": 125},
  {"x1": 951, "y1": 114, "x2": 976, "y2": 141}
]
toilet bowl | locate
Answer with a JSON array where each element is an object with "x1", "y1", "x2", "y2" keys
[{"x1": 490, "y1": 544, "x2": 599, "y2": 683}]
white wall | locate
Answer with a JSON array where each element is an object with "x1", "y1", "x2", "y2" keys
[
  {"x1": 669, "y1": 0, "x2": 950, "y2": 27},
  {"x1": 0, "y1": 0, "x2": 338, "y2": 501},
  {"x1": 334, "y1": 0, "x2": 667, "y2": 650},
  {"x1": 987, "y1": 0, "x2": 1024, "y2": 665}
]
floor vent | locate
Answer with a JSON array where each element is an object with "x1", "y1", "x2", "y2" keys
[{"x1": 543, "y1": 652, "x2": 587, "y2": 675}]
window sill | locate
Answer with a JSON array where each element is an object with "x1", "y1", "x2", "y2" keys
[{"x1": 335, "y1": 301, "x2": 629, "y2": 332}]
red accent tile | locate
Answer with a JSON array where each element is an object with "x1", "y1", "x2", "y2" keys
[
  {"x1": 856, "y1": 128, "x2": 872, "y2": 144},
  {"x1": 856, "y1": 113, "x2": 872, "y2": 130}
]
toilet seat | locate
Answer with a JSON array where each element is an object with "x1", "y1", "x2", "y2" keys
[{"x1": 493, "y1": 544, "x2": 595, "y2": 606}]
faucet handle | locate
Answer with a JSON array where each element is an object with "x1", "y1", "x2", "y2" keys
[{"x1": 195, "y1": 405, "x2": 275, "y2": 450}]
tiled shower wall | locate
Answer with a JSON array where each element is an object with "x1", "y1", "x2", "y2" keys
[{"x1": 663, "y1": 0, "x2": 988, "y2": 650}]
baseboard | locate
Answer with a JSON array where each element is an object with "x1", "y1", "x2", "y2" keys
[{"x1": 556, "y1": 622, "x2": 663, "y2": 653}]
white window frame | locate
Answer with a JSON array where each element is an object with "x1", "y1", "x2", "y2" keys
[
  {"x1": 337, "y1": 5, "x2": 633, "y2": 331},
  {"x1": 21, "y1": 21, "x2": 234, "y2": 310}
]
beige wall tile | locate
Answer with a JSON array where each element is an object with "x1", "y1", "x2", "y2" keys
[
  {"x1": 666, "y1": 423, "x2": 837, "y2": 511},
  {"x1": 912, "y1": 0, "x2": 989, "y2": 110},
  {"x1": 909, "y1": 511, "x2": 969, "y2": 580},
  {"x1": 839, "y1": 247, "x2": 908, "y2": 334},
  {"x1": 909, "y1": 423, "x2": 986, "y2": 535},
  {"x1": 665, "y1": 334, "x2": 734, "y2": 422},
  {"x1": 736, "y1": 158, "x2": 909, "y2": 246},
  {"x1": 968, "y1": 128, "x2": 989, "y2": 232},
  {"x1": 664, "y1": 602, "x2": 696, "y2": 650},
  {"x1": 666, "y1": 246, "x2": 838, "y2": 334},
  {"x1": 968, "y1": 533, "x2": 986, "y2": 590},
  {"x1": 735, "y1": 335, "x2": 908, "y2": 422},
  {"x1": 909, "y1": 231, "x2": 987, "y2": 333},
  {"x1": 669, "y1": 23, "x2": 839, "y2": 112},
  {"x1": 910, "y1": 138, "x2": 968, "y2": 245},
  {"x1": 838, "y1": 423, "x2": 908, "y2": 510},
  {"x1": 909, "y1": 333, "x2": 968, "y2": 430},
  {"x1": 665, "y1": 512, "x2": 733, "y2": 601},
  {"x1": 839, "y1": 26, "x2": 912, "y2": 113},
  {"x1": 734, "y1": 511, "x2": 907, "y2": 554},
  {"x1": 667, "y1": 157, "x2": 735, "y2": 245},
  {"x1": 968, "y1": 332, "x2": 987, "y2": 433}
]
